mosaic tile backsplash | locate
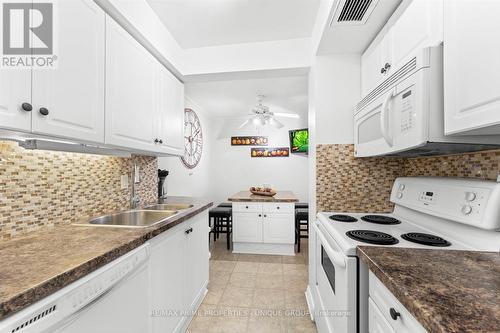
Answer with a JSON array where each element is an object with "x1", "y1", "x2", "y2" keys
[
  {"x1": 0, "y1": 141, "x2": 157, "y2": 239},
  {"x1": 316, "y1": 144, "x2": 500, "y2": 213}
]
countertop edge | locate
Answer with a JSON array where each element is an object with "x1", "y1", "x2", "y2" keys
[{"x1": 0, "y1": 199, "x2": 213, "y2": 321}]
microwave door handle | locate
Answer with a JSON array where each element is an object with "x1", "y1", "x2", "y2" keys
[
  {"x1": 313, "y1": 223, "x2": 346, "y2": 268},
  {"x1": 380, "y1": 90, "x2": 394, "y2": 147}
]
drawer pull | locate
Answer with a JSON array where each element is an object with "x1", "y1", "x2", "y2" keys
[
  {"x1": 277, "y1": 206, "x2": 280, "y2": 209},
  {"x1": 246, "y1": 206, "x2": 249, "y2": 209},
  {"x1": 390, "y1": 308, "x2": 401, "y2": 321}
]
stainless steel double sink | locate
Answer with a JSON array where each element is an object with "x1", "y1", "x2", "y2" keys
[{"x1": 74, "y1": 203, "x2": 194, "y2": 228}]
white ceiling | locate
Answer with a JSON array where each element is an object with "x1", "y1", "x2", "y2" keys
[
  {"x1": 186, "y1": 75, "x2": 308, "y2": 118},
  {"x1": 146, "y1": 0, "x2": 320, "y2": 49}
]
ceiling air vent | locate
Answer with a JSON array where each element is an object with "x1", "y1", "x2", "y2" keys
[{"x1": 330, "y1": 0, "x2": 379, "y2": 26}]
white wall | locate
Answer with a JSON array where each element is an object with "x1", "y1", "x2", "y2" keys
[
  {"x1": 158, "y1": 97, "x2": 214, "y2": 199},
  {"x1": 209, "y1": 117, "x2": 309, "y2": 204},
  {"x1": 314, "y1": 54, "x2": 361, "y2": 144}
]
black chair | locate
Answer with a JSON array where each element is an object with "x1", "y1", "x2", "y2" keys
[
  {"x1": 208, "y1": 207, "x2": 232, "y2": 250},
  {"x1": 295, "y1": 202, "x2": 309, "y2": 209},
  {"x1": 217, "y1": 202, "x2": 233, "y2": 208},
  {"x1": 295, "y1": 208, "x2": 309, "y2": 253}
]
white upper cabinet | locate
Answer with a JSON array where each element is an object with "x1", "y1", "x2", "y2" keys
[
  {"x1": 157, "y1": 65, "x2": 185, "y2": 155},
  {"x1": 444, "y1": 0, "x2": 500, "y2": 135},
  {"x1": 389, "y1": 0, "x2": 443, "y2": 70},
  {"x1": 32, "y1": 0, "x2": 105, "y2": 143},
  {"x1": 361, "y1": 0, "x2": 443, "y2": 96},
  {"x1": 0, "y1": 70, "x2": 32, "y2": 132},
  {"x1": 105, "y1": 17, "x2": 159, "y2": 152}
]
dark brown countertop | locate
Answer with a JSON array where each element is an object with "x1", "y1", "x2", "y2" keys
[
  {"x1": 357, "y1": 246, "x2": 500, "y2": 333},
  {"x1": 0, "y1": 196, "x2": 212, "y2": 320},
  {"x1": 228, "y1": 190, "x2": 299, "y2": 202}
]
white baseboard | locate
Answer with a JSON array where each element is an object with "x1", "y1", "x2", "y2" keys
[
  {"x1": 177, "y1": 281, "x2": 208, "y2": 333},
  {"x1": 232, "y1": 242, "x2": 295, "y2": 256},
  {"x1": 305, "y1": 285, "x2": 316, "y2": 321}
]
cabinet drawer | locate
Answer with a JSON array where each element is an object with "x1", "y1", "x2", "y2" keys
[
  {"x1": 262, "y1": 203, "x2": 294, "y2": 214},
  {"x1": 369, "y1": 272, "x2": 427, "y2": 333},
  {"x1": 233, "y1": 202, "x2": 262, "y2": 213},
  {"x1": 369, "y1": 297, "x2": 395, "y2": 333}
]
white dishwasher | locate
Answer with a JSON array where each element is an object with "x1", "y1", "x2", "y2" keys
[{"x1": 0, "y1": 244, "x2": 151, "y2": 333}]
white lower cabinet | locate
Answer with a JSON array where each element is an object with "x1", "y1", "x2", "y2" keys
[
  {"x1": 263, "y1": 213, "x2": 295, "y2": 244},
  {"x1": 232, "y1": 203, "x2": 295, "y2": 255},
  {"x1": 150, "y1": 212, "x2": 209, "y2": 333},
  {"x1": 369, "y1": 272, "x2": 427, "y2": 333},
  {"x1": 233, "y1": 212, "x2": 263, "y2": 243}
]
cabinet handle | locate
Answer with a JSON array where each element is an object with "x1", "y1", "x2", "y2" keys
[
  {"x1": 39, "y1": 107, "x2": 49, "y2": 116},
  {"x1": 258, "y1": 214, "x2": 262, "y2": 217},
  {"x1": 384, "y1": 62, "x2": 391, "y2": 70},
  {"x1": 159, "y1": 139, "x2": 163, "y2": 144},
  {"x1": 154, "y1": 138, "x2": 159, "y2": 144},
  {"x1": 277, "y1": 206, "x2": 280, "y2": 210},
  {"x1": 246, "y1": 206, "x2": 249, "y2": 209},
  {"x1": 21, "y1": 103, "x2": 32, "y2": 112},
  {"x1": 185, "y1": 227, "x2": 193, "y2": 234},
  {"x1": 264, "y1": 214, "x2": 267, "y2": 218},
  {"x1": 389, "y1": 308, "x2": 401, "y2": 321},
  {"x1": 380, "y1": 67, "x2": 386, "y2": 74}
]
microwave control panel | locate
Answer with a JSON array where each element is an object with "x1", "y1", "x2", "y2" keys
[{"x1": 400, "y1": 89, "x2": 414, "y2": 133}]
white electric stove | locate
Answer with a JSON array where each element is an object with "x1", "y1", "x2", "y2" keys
[{"x1": 312, "y1": 177, "x2": 500, "y2": 333}]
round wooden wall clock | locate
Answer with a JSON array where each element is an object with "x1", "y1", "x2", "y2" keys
[{"x1": 181, "y1": 108, "x2": 203, "y2": 169}]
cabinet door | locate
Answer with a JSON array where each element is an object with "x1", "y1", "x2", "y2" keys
[
  {"x1": 158, "y1": 65, "x2": 185, "y2": 155},
  {"x1": 233, "y1": 212, "x2": 263, "y2": 243},
  {"x1": 0, "y1": 70, "x2": 31, "y2": 132},
  {"x1": 150, "y1": 226, "x2": 186, "y2": 333},
  {"x1": 361, "y1": 40, "x2": 384, "y2": 96},
  {"x1": 184, "y1": 213, "x2": 209, "y2": 310},
  {"x1": 444, "y1": 0, "x2": 500, "y2": 135},
  {"x1": 263, "y1": 213, "x2": 295, "y2": 244},
  {"x1": 32, "y1": 0, "x2": 105, "y2": 143},
  {"x1": 105, "y1": 17, "x2": 158, "y2": 151},
  {"x1": 389, "y1": 0, "x2": 443, "y2": 70}
]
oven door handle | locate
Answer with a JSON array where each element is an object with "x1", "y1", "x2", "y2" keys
[
  {"x1": 314, "y1": 223, "x2": 346, "y2": 268},
  {"x1": 380, "y1": 90, "x2": 394, "y2": 147}
]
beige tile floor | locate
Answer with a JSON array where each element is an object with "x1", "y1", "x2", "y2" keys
[{"x1": 188, "y1": 235, "x2": 317, "y2": 333}]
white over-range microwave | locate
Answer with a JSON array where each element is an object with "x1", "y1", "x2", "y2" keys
[{"x1": 354, "y1": 46, "x2": 500, "y2": 158}]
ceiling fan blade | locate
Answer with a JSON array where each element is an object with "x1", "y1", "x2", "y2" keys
[
  {"x1": 273, "y1": 112, "x2": 300, "y2": 119},
  {"x1": 269, "y1": 117, "x2": 284, "y2": 129},
  {"x1": 238, "y1": 119, "x2": 252, "y2": 129}
]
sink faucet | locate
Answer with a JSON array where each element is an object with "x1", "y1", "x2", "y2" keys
[{"x1": 130, "y1": 162, "x2": 140, "y2": 209}]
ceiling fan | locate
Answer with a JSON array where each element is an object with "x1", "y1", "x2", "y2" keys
[{"x1": 238, "y1": 95, "x2": 300, "y2": 129}]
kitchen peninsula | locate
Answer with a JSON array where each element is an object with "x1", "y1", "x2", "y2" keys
[{"x1": 228, "y1": 191, "x2": 299, "y2": 255}]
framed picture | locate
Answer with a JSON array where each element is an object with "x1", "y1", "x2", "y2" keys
[
  {"x1": 231, "y1": 136, "x2": 268, "y2": 146},
  {"x1": 251, "y1": 147, "x2": 289, "y2": 158}
]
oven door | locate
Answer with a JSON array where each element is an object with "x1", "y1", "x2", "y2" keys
[{"x1": 314, "y1": 221, "x2": 357, "y2": 333}]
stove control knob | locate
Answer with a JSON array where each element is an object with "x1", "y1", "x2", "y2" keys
[
  {"x1": 399, "y1": 184, "x2": 405, "y2": 191},
  {"x1": 397, "y1": 192, "x2": 403, "y2": 199},
  {"x1": 461, "y1": 205, "x2": 473, "y2": 215},
  {"x1": 465, "y1": 192, "x2": 476, "y2": 202}
]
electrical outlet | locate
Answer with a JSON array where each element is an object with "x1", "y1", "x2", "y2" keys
[
  {"x1": 134, "y1": 165, "x2": 140, "y2": 183},
  {"x1": 121, "y1": 175, "x2": 129, "y2": 190}
]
